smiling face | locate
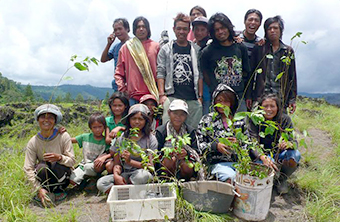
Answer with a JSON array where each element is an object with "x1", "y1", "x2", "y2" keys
[
  {"x1": 113, "y1": 21, "x2": 129, "y2": 41},
  {"x1": 130, "y1": 112, "x2": 146, "y2": 130},
  {"x1": 169, "y1": 110, "x2": 187, "y2": 129},
  {"x1": 266, "y1": 22, "x2": 281, "y2": 42},
  {"x1": 173, "y1": 21, "x2": 190, "y2": 44},
  {"x1": 110, "y1": 98, "x2": 126, "y2": 118},
  {"x1": 214, "y1": 22, "x2": 230, "y2": 43},
  {"x1": 193, "y1": 24, "x2": 209, "y2": 42},
  {"x1": 262, "y1": 98, "x2": 278, "y2": 120},
  {"x1": 38, "y1": 113, "x2": 56, "y2": 132},
  {"x1": 135, "y1": 20, "x2": 148, "y2": 41},
  {"x1": 244, "y1": 13, "x2": 261, "y2": 36}
]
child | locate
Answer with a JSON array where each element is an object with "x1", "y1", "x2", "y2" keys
[
  {"x1": 70, "y1": 112, "x2": 110, "y2": 186},
  {"x1": 97, "y1": 104, "x2": 158, "y2": 193},
  {"x1": 139, "y1": 94, "x2": 162, "y2": 132}
]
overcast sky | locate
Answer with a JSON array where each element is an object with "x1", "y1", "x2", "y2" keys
[{"x1": 0, "y1": 0, "x2": 339, "y2": 93}]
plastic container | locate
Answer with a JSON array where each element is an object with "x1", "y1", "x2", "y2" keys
[
  {"x1": 182, "y1": 181, "x2": 235, "y2": 213},
  {"x1": 233, "y1": 167, "x2": 275, "y2": 221},
  {"x1": 107, "y1": 183, "x2": 176, "y2": 221}
]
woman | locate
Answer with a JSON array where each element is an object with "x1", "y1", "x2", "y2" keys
[
  {"x1": 24, "y1": 104, "x2": 75, "y2": 206},
  {"x1": 96, "y1": 104, "x2": 157, "y2": 193},
  {"x1": 155, "y1": 99, "x2": 200, "y2": 181},
  {"x1": 197, "y1": 84, "x2": 241, "y2": 183},
  {"x1": 247, "y1": 93, "x2": 301, "y2": 194}
]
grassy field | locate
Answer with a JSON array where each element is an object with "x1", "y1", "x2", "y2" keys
[{"x1": 0, "y1": 98, "x2": 339, "y2": 221}]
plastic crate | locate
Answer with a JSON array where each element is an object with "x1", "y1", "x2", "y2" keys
[{"x1": 107, "y1": 183, "x2": 176, "y2": 221}]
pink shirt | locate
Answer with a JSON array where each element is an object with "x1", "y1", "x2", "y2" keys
[{"x1": 115, "y1": 39, "x2": 160, "y2": 101}]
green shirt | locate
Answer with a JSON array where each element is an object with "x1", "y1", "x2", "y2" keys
[
  {"x1": 75, "y1": 133, "x2": 110, "y2": 163},
  {"x1": 105, "y1": 115, "x2": 125, "y2": 131}
]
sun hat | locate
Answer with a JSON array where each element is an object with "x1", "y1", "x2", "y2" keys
[
  {"x1": 169, "y1": 99, "x2": 189, "y2": 114},
  {"x1": 192, "y1": 16, "x2": 209, "y2": 27},
  {"x1": 121, "y1": 104, "x2": 150, "y2": 124},
  {"x1": 139, "y1": 94, "x2": 158, "y2": 105},
  {"x1": 34, "y1": 104, "x2": 63, "y2": 124}
]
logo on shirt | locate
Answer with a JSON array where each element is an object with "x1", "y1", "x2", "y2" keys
[
  {"x1": 214, "y1": 56, "x2": 242, "y2": 86},
  {"x1": 173, "y1": 53, "x2": 193, "y2": 85}
]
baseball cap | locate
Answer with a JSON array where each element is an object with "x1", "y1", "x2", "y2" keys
[
  {"x1": 192, "y1": 16, "x2": 208, "y2": 27},
  {"x1": 169, "y1": 99, "x2": 189, "y2": 114}
]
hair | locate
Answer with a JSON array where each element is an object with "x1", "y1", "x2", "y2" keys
[
  {"x1": 108, "y1": 91, "x2": 130, "y2": 116},
  {"x1": 141, "y1": 99, "x2": 157, "y2": 107},
  {"x1": 133, "y1": 16, "x2": 151, "y2": 39},
  {"x1": 258, "y1": 93, "x2": 282, "y2": 120},
  {"x1": 189, "y1": 5, "x2": 207, "y2": 17},
  {"x1": 38, "y1": 113, "x2": 57, "y2": 122},
  {"x1": 208, "y1": 13, "x2": 235, "y2": 43},
  {"x1": 244, "y1": 9, "x2": 263, "y2": 23},
  {"x1": 88, "y1": 112, "x2": 106, "y2": 129},
  {"x1": 173, "y1": 13, "x2": 191, "y2": 27},
  {"x1": 264, "y1": 15, "x2": 284, "y2": 40},
  {"x1": 214, "y1": 90, "x2": 237, "y2": 115},
  {"x1": 113, "y1": 18, "x2": 130, "y2": 32},
  {"x1": 124, "y1": 111, "x2": 151, "y2": 137}
]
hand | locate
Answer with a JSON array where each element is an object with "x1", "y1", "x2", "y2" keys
[
  {"x1": 260, "y1": 155, "x2": 278, "y2": 171},
  {"x1": 198, "y1": 97, "x2": 203, "y2": 105},
  {"x1": 109, "y1": 126, "x2": 125, "y2": 138},
  {"x1": 121, "y1": 150, "x2": 131, "y2": 164},
  {"x1": 114, "y1": 174, "x2": 126, "y2": 185},
  {"x1": 278, "y1": 141, "x2": 288, "y2": 150},
  {"x1": 217, "y1": 143, "x2": 232, "y2": 156},
  {"x1": 58, "y1": 127, "x2": 66, "y2": 134},
  {"x1": 288, "y1": 103, "x2": 296, "y2": 114},
  {"x1": 159, "y1": 95, "x2": 167, "y2": 105},
  {"x1": 256, "y1": 38, "x2": 266, "y2": 46},
  {"x1": 38, "y1": 188, "x2": 49, "y2": 206},
  {"x1": 246, "y1": 99, "x2": 252, "y2": 110},
  {"x1": 234, "y1": 36, "x2": 243, "y2": 43},
  {"x1": 176, "y1": 148, "x2": 187, "y2": 160},
  {"x1": 43, "y1": 153, "x2": 61, "y2": 162},
  {"x1": 94, "y1": 156, "x2": 106, "y2": 168},
  {"x1": 107, "y1": 33, "x2": 115, "y2": 44}
]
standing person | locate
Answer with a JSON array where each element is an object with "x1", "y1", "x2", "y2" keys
[
  {"x1": 247, "y1": 94, "x2": 301, "y2": 194},
  {"x1": 250, "y1": 16, "x2": 297, "y2": 114},
  {"x1": 200, "y1": 13, "x2": 251, "y2": 112},
  {"x1": 96, "y1": 104, "x2": 157, "y2": 194},
  {"x1": 157, "y1": 13, "x2": 203, "y2": 128},
  {"x1": 115, "y1": 16, "x2": 160, "y2": 106},
  {"x1": 101, "y1": 18, "x2": 130, "y2": 91},
  {"x1": 238, "y1": 9, "x2": 263, "y2": 58},
  {"x1": 188, "y1": 5, "x2": 207, "y2": 41},
  {"x1": 24, "y1": 104, "x2": 75, "y2": 206}
]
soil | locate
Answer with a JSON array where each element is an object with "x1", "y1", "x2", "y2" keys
[{"x1": 29, "y1": 128, "x2": 336, "y2": 222}]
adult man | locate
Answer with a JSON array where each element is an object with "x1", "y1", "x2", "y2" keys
[
  {"x1": 100, "y1": 18, "x2": 130, "y2": 91},
  {"x1": 251, "y1": 16, "x2": 297, "y2": 114},
  {"x1": 157, "y1": 13, "x2": 203, "y2": 128},
  {"x1": 115, "y1": 16, "x2": 159, "y2": 105},
  {"x1": 200, "y1": 13, "x2": 251, "y2": 111}
]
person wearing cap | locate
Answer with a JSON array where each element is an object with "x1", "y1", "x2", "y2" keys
[
  {"x1": 155, "y1": 99, "x2": 201, "y2": 181},
  {"x1": 188, "y1": 5, "x2": 207, "y2": 41},
  {"x1": 139, "y1": 94, "x2": 162, "y2": 132},
  {"x1": 24, "y1": 104, "x2": 75, "y2": 205},
  {"x1": 157, "y1": 13, "x2": 203, "y2": 128},
  {"x1": 197, "y1": 84, "x2": 242, "y2": 183},
  {"x1": 96, "y1": 104, "x2": 158, "y2": 193}
]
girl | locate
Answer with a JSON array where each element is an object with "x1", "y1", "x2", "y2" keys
[
  {"x1": 70, "y1": 112, "x2": 110, "y2": 187},
  {"x1": 97, "y1": 104, "x2": 158, "y2": 193},
  {"x1": 247, "y1": 93, "x2": 301, "y2": 194},
  {"x1": 139, "y1": 94, "x2": 162, "y2": 132}
]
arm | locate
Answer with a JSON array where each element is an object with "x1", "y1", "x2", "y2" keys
[
  {"x1": 287, "y1": 48, "x2": 297, "y2": 114},
  {"x1": 23, "y1": 141, "x2": 41, "y2": 191},
  {"x1": 71, "y1": 137, "x2": 77, "y2": 143},
  {"x1": 113, "y1": 153, "x2": 126, "y2": 185},
  {"x1": 101, "y1": 33, "x2": 115, "y2": 62},
  {"x1": 58, "y1": 133, "x2": 76, "y2": 167},
  {"x1": 157, "y1": 78, "x2": 167, "y2": 105},
  {"x1": 114, "y1": 49, "x2": 127, "y2": 92},
  {"x1": 196, "y1": 115, "x2": 219, "y2": 155},
  {"x1": 156, "y1": 46, "x2": 168, "y2": 105},
  {"x1": 198, "y1": 79, "x2": 203, "y2": 103}
]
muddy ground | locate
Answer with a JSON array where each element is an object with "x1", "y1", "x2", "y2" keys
[{"x1": 29, "y1": 128, "x2": 335, "y2": 221}]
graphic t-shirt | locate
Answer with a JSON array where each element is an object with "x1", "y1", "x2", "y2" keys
[
  {"x1": 171, "y1": 42, "x2": 197, "y2": 100},
  {"x1": 75, "y1": 133, "x2": 110, "y2": 164},
  {"x1": 200, "y1": 42, "x2": 251, "y2": 96}
]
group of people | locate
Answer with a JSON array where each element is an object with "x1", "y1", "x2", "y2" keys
[{"x1": 24, "y1": 6, "x2": 301, "y2": 206}]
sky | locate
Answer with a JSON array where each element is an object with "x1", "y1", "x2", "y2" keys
[{"x1": 0, "y1": 0, "x2": 339, "y2": 93}]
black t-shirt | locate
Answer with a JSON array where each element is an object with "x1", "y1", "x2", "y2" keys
[
  {"x1": 171, "y1": 42, "x2": 197, "y2": 100},
  {"x1": 200, "y1": 42, "x2": 251, "y2": 97}
]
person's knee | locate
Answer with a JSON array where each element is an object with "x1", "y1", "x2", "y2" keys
[
  {"x1": 36, "y1": 162, "x2": 49, "y2": 181},
  {"x1": 96, "y1": 175, "x2": 113, "y2": 193},
  {"x1": 130, "y1": 170, "x2": 153, "y2": 184},
  {"x1": 84, "y1": 163, "x2": 97, "y2": 176},
  {"x1": 179, "y1": 162, "x2": 194, "y2": 180}
]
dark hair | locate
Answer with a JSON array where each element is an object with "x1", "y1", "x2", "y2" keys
[
  {"x1": 133, "y1": 16, "x2": 151, "y2": 39},
  {"x1": 264, "y1": 15, "x2": 284, "y2": 40},
  {"x1": 208, "y1": 13, "x2": 235, "y2": 43},
  {"x1": 258, "y1": 93, "x2": 282, "y2": 120},
  {"x1": 173, "y1": 13, "x2": 191, "y2": 28},
  {"x1": 108, "y1": 91, "x2": 130, "y2": 116},
  {"x1": 214, "y1": 90, "x2": 237, "y2": 115},
  {"x1": 244, "y1": 9, "x2": 263, "y2": 23},
  {"x1": 88, "y1": 112, "x2": 106, "y2": 129},
  {"x1": 124, "y1": 111, "x2": 151, "y2": 137},
  {"x1": 113, "y1": 18, "x2": 130, "y2": 32},
  {"x1": 38, "y1": 113, "x2": 57, "y2": 122},
  {"x1": 189, "y1": 6, "x2": 207, "y2": 17}
]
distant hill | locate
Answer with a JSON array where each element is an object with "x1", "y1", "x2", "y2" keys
[
  {"x1": 30, "y1": 84, "x2": 112, "y2": 100},
  {"x1": 299, "y1": 92, "x2": 340, "y2": 105}
]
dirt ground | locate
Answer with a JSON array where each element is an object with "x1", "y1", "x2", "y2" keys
[{"x1": 29, "y1": 128, "x2": 335, "y2": 222}]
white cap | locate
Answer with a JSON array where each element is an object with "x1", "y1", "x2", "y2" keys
[
  {"x1": 34, "y1": 104, "x2": 63, "y2": 124},
  {"x1": 169, "y1": 99, "x2": 189, "y2": 114}
]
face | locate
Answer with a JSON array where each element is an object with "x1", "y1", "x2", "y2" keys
[
  {"x1": 130, "y1": 112, "x2": 146, "y2": 130},
  {"x1": 168, "y1": 110, "x2": 187, "y2": 129},
  {"x1": 113, "y1": 21, "x2": 128, "y2": 41},
  {"x1": 173, "y1": 21, "x2": 190, "y2": 43},
  {"x1": 244, "y1": 13, "x2": 261, "y2": 36},
  {"x1": 262, "y1": 98, "x2": 278, "y2": 120},
  {"x1": 214, "y1": 22, "x2": 230, "y2": 43},
  {"x1": 110, "y1": 98, "x2": 126, "y2": 117},
  {"x1": 215, "y1": 93, "x2": 232, "y2": 114},
  {"x1": 135, "y1": 20, "x2": 148, "y2": 41},
  {"x1": 90, "y1": 121, "x2": 105, "y2": 138},
  {"x1": 143, "y1": 100, "x2": 156, "y2": 117},
  {"x1": 266, "y1": 22, "x2": 281, "y2": 42},
  {"x1": 38, "y1": 113, "x2": 56, "y2": 131},
  {"x1": 193, "y1": 24, "x2": 209, "y2": 42},
  {"x1": 190, "y1": 9, "x2": 203, "y2": 22}
]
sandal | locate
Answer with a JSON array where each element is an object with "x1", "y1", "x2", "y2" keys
[{"x1": 54, "y1": 192, "x2": 67, "y2": 201}]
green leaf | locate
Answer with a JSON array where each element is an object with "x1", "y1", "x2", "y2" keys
[
  {"x1": 301, "y1": 40, "x2": 308, "y2": 44},
  {"x1": 275, "y1": 72, "x2": 284, "y2": 82},
  {"x1": 256, "y1": 68, "x2": 263, "y2": 74},
  {"x1": 266, "y1": 54, "x2": 273, "y2": 59},
  {"x1": 219, "y1": 138, "x2": 232, "y2": 146},
  {"x1": 291, "y1": 31, "x2": 303, "y2": 40},
  {"x1": 62, "y1": 76, "x2": 73, "y2": 81},
  {"x1": 259, "y1": 132, "x2": 265, "y2": 138},
  {"x1": 265, "y1": 125, "x2": 275, "y2": 136},
  {"x1": 233, "y1": 112, "x2": 247, "y2": 121},
  {"x1": 74, "y1": 62, "x2": 88, "y2": 71},
  {"x1": 281, "y1": 132, "x2": 289, "y2": 142},
  {"x1": 90, "y1": 57, "x2": 99, "y2": 65}
]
